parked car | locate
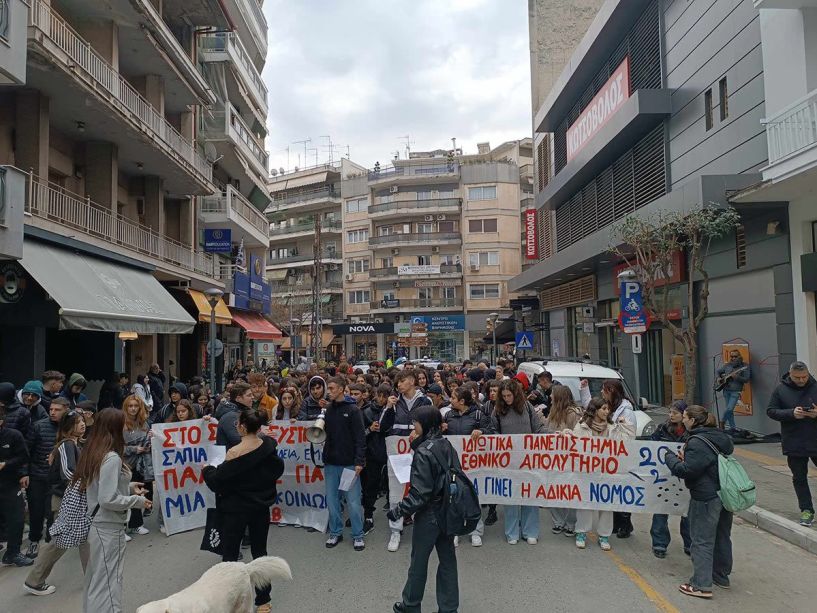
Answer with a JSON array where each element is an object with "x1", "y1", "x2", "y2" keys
[{"x1": 517, "y1": 360, "x2": 655, "y2": 436}]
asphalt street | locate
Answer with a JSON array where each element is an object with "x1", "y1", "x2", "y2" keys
[{"x1": 1, "y1": 508, "x2": 815, "y2": 612}]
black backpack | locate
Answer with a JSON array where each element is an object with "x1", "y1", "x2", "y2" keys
[{"x1": 427, "y1": 438, "x2": 482, "y2": 536}]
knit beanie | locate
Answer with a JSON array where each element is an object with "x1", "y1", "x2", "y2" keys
[{"x1": 22, "y1": 380, "x2": 43, "y2": 398}]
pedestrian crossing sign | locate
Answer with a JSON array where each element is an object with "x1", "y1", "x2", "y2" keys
[{"x1": 515, "y1": 331, "x2": 534, "y2": 351}]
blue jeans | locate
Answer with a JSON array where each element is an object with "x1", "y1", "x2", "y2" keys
[
  {"x1": 650, "y1": 514, "x2": 691, "y2": 552},
  {"x1": 325, "y1": 464, "x2": 364, "y2": 539},
  {"x1": 504, "y1": 505, "x2": 539, "y2": 541},
  {"x1": 688, "y1": 497, "x2": 733, "y2": 590},
  {"x1": 722, "y1": 391, "x2": 740, "y2": 430}
]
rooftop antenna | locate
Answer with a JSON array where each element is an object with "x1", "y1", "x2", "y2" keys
[
  {"x1": 320, "y1": 135, "x2": 333, "y2": 163},
  {"x1": 308, "y1": 147, "x2": 319, "y2": 165},
  {"x1": 397, "y1": 135, "x2": 414, "y2": 159},
  {"x1": 292, "y1": 138, "x2": 311, "y2": 169},
  {"x1": 393, "y1": 150, "x2": 401, "y2": 160},
  {"x1": 284, "y1": 146, "x2": 290, "y2": 170},
  {"x1": 345, "y1": 145, "x2": 351, "y2": 159}
]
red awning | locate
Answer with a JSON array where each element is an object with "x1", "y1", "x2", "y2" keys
[{"x1": 229, "y1": 309, "x2": 283, "y2": 340}]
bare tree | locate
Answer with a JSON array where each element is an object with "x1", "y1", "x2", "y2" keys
[{"x1": 611, "y1": 207, "x2": 740, "y2": 402}]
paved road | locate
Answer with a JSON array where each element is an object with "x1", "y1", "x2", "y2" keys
[{"x1": 1, "y1": 508, "x2": 815, "y2": 612}]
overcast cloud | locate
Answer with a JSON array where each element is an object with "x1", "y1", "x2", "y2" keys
[{"x1": 261, "y1": 0, "x2": 531, "y2": 173}]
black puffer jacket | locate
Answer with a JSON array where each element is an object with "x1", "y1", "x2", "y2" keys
[
  {"x1": 444, "y1": 404, "x2": 494, "y2": 436},
  {"x1": 215, "y1": 401, "x2": 241, "y2": 450},
  {"x1": 362, "y1": 402, "x2": 395, "y2": 465},
  {"x1": 323, "y1": 395, "x2": 366, "y2": 467},
  {"x1": 766, "y1": 373, "x2": 817, "y2": 456},
  {"x1": 26, "y1": 417, "x2": 60, "y2": 480},
  {"x1": 396, "y1": 432, "x2": 456, "y2": 518},
  {"x1": 391, "y1": 390, "x2": 432, "y2": 437},
  {"x1": 665, "y1": 427, "x2": 734, "y2": 501},
  {"x1": 2, "y1": 401, "x2": 32, "y2": 441},
  {"x1": 203, "y1": 437, "x2": 284, "y2": 513}
]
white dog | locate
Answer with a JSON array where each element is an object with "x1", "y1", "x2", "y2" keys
[{"x1": 136, "y1": 556, "x2": 292, "y2": 613}]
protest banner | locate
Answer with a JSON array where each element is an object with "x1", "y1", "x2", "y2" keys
[
  {"x1": 386, "y1": 434, "x2": 690, "y2": 515},
  {"x1": 151, "y1": 418, "x2": 221, "y2": 536},
  {"x1": 262, "y1": 421, "x2": 328, "y2": 532}
]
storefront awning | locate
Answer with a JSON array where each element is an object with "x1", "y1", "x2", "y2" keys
[
  {"x1": 281, "y1": 329, "x2": 337, "y2": 349},
  {"x1": 20, "y1": 241, "x2": 196, "y2": 334},
  {"x1": 189, "y1": 290, "x2": 232, "y2": 325},
  {"x1": 229, "y1": 308, "x2": 283, "y2": 340}
]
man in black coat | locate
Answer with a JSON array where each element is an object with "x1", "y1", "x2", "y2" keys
[
  {"x1": 0, "y1": 401, "x2": 32, "y2": 567},
  {"x1": 767, "y1": 360, "x2": 817, "y2": 526}
]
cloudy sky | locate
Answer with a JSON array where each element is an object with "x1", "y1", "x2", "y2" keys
[{"x1": 261, "y1": 0, "x2": 531, "y2": 173}]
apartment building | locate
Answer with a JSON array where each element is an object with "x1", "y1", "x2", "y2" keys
[
  {"x1": 513, "y1": 0, "x2": 793, "y2": 434},
  {"x1": 338, "y1": 143, "x2": 527, "y2": 362},
  {"x1": 0, "y1": 0, "x2": 274, "y2": 385}
]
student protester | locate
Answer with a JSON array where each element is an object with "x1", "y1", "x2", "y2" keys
[
  {"x1": 650, "y1": 400, "x2": 691, "y2": 558},
  {"x1": 275, "y1": 386, "x2": 302, "y2": 422},
  {"x1": 76, "y1": 401, "x2": 97, "y2": 442},
  {"x1": 427, "y1": 384, "x2": 451, "y2": 418},
  {"x1": 322, "y1": 377, "x2": 367, "y2": 551},
  {"x1": 77, "y1": 408, "x2": 150, "y2": 613},
  {"x1": 167, "y1": 399, "x2": 197, "y2": 422},
  {"x1": 766, "y1": 360, "x2": 817, "y2": 526},
  {"x1": 123, "y1": 395, "x2": 153, "y2": 537},
  {"x1": 0, "y1": 382, "x2": 34, "y2": 441},
  {"x1": 665, "y1": 405, "x2": 734, "y2": 599},
  {"x1": 443, "y1": 386, "x2": 493, "y2": 547},
  {"x1": 359, "y1": 383, "x2": 395, "y2": 533},
  {"x1": 25, "y1": 396, "x2": 69, "y2": 559},
  {"x1": 154, "y1": 382, "x2": 192, "y2": 424},
  {"x1": 61, "y1": 373, "x2": 88, "y2": 410},
  {"x1": 389, "y1": 405, "x2": 459, "y2": 613},
  {"x1": 492, "y1": 379, "x2": 545, "y2": 545},
  {"x1": 299, "y1": 376, "x2": 328, "y2": 421},
  {"x1": 24, "y1": 410, "x2": 87, "y2": 594},
  {"x1": 544, "y1": 385, "x2": 584, "y2": 536},
  {"x1": 20, "y1": 380, "x2": 49, "y2": 425},
  {"x1": 248, "y1": 373, "x2": 278, "y2": 422},
  {"x1": 215, "y1": 382, "x2": 253, "y2": 450},
  {"x1": 131, "y1": 375, "x2": 154, "y2": 415},
  {"x1": 535, "y1": 371, "x2": 557, "y2": 416},
  {"x1": 573, "y1": 398, "x2": 635, "y2": 552},
  {"x1": 415, "y1": 368, "x2": 429, "y2": 392},
  {"x1": 602, "y1": 379, "x2": 637, "y2": 539},
  {"x1": 196, "y1": 391, "x2": 214, "y2": 417},
  {"x1": 203, "y1": 408, "x2": 284, "y2": 613},
  {"x1": 0, "y1": 400, "x2": 31, "y2": 567},
  {"x1": 388, "y1": 370, "x2": 432, "y2": 552},
  {"x1": 39, "y1": 372, "x2": 65, "y2": 412}
]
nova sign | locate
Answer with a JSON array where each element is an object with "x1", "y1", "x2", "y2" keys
[{"x1": 566, "y1": 57, "x2": 630, "y2": 161}]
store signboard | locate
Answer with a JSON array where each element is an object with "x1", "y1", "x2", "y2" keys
[{"x1": 398, "y1": 264, "x2": 441, "y2": 275}]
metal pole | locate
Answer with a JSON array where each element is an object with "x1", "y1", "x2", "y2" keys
[
  {"x1": 209, "y1": 305, "x2": 217, "y2": 395},
  {"x1": 492, "y1": 327, "x2": 497, "y2": 366},
  {"x1": 632, "y1": 350, "x2": 641, "y2": 405}
]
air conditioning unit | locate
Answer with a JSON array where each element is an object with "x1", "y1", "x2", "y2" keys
[
  {"x1": 329, "y1": 264, "x2": 339, "y2": 271},
  {"x1": 437, "y1": 214, "x2": 446, "y2": 221},
  {"x1": 470, "y1": 264, "x2": 480, "y2": 272},
  {"x1": 391, "y1": 248, "x2": 400, "y2": 255},
  {"x1": 390, "y1": 185, "x2": 399, "y2": 194},
  {"x1": 393, "y1": 281, "x2": 400, "y2": 288},
  {"x1": 424, "y1": 215, "x2": 434, "y2": 222},
  {"x1": 344, "y1": 274, "x2": 354, "y2": 281},
  {"x1": 431, "y1": 246, "x2": 440, "y2": 253}
]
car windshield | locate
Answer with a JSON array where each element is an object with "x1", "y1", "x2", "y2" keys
[{"x1": 554, "y1": 376, "x2": 638, "y2": 409}]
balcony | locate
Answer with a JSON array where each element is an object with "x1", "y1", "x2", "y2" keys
[
  {"x1": 269, "y1": 219, "x2": 342, "y2": 239},
  {"x1": 368, "y1": 197, "x2": 462, "y2": 219},
  {"x1": 199, "y1": 33, "x2": 267, "y2": 117},
  {"x1": 26, "y1": 1, "x2": 214, "y2": 194},
  {"x1": 369, "y1": 298, "x2": 462, "y2": 314},
  {"x1": 368, "y1": 232, "x2": 462, "y2": 248},
  {"x1": 24, "y1": 173, "x2": 219, "y2": 283},
  {"x1": 0, "y1": 0, "x2": 27, "y2": 85},
  {"x1": 267, "y1": 186, "x2": 342, "y2": 214},
  {"x1": 269, "y1": 280, "x2": 343, "y2": 296},
  {"x1": 201, "y1": 102, "x2": 269, "y2": 180},
  {"x1": 369, "y1": 264, "x2": 462, "y2": 280},
  {"x1": 200, "y1": 185, "x2": 269, "y2": 248},
  {"x1": 222, "y1": 0, "x2": 268, "y2": 61},
  {"x1": 267, "y1": 251, "x2": 343, "y2": 267},
  {"x1": 368, "y1": 163, "x2": 460, "y2": 185},
  {"x1": 764, "y1": 88, "x2": 817, "y2": 182}
]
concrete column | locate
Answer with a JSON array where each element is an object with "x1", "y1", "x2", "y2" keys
[
  {"x1": 180, "y1": 111, "x2": 195, "y2": 142},
  {"x1": 76, "y1": 20, "x2": 119, "y2": 70},
  {"x1": 15, "y1": 91, "x2": 49, "y2": 178},
  {"x1": 144, "y1": 75, "x2": 165, "y2": 116},
  {"x1": 85, "y1": 142, "x2": 118, "y2": 212},
  {"x1": 179, "y1": 197, "x2": 194, "y2": 247},
  {"x1": 144, "y1": 176, "x2": 165, "y2": 236}
]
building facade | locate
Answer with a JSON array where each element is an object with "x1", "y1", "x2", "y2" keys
[
  {"x1": 338, "y1": 143, "x2": 529, "y2": 362},
  {"x1": 514, "y1": 0, "x2": 792, "y2": 434},
  {"x1": 0, "y1": 0, "x2": 274, "y2": 388}
]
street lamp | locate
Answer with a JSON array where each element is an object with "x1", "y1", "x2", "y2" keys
[
  {"x1": 290, "y1": 317, "x2": 300, "y2": 364},
  {"x1": 488, "y1": 312, "x2": 499, "y2": 366},
  {"x1": 204, "y1": 287, "x2": 223, "y2": 397}
]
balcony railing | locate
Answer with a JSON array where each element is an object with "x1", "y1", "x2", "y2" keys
[
  {"x1": 227, "y1": 104, "x2": 268, "y2": 171},
  {"x1": 199, "y1": 33, "x2": 268, "y2": 109},
  {"x1": 367, "y1": 163, "x2": 459, "y2": 181},
  {"x1": 233, "y1": 0, "x2": 268, "y2": 58},
  {"x1": 28, "y1": 0, "x2": 212, "y2": 184},
  {"x1": 369, "y1": 197, "x2": 462, "y2": 215},
  {"x1": 24, "y1": 174, "x2": 216, "y2": 278},
  {"x1": 766, "y1": 88, "x2": 817, "y2": 165},
  {"x1": 369, "y1": 264, "x2": 462, "y2": 277},
  {"x1": 267, "y1": 251, "x2": 341, "y2": 265},
  {"x1": 269, "y1": 220, "x2": 342, "y2": 236},
  {"x1": 371, "y1": 298, "x2": 462, "y2": 310},
  {"x1": 201, "y1": 186, "x2": 269, "y2": 237},
  {"x1": 268, "y1": 186, "x2": 342, "y2": 209},
  {"x1": 368, "y1": 232, "x2": 462, "y2": 246}
]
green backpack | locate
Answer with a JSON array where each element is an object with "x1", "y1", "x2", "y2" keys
[{"x1": 692, "y1": 435, "x2": 757, "y2": 512}]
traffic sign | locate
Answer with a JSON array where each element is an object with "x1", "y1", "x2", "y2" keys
[
  {"x1": 206, "y1": 338, "x2": 224, "y2": 357},
  {"x1": 618, "y1": 279, "x2": 650, "y2": 334},
  {"x1": 515, "y1": 331, "x2": 535, "y2": 351}
]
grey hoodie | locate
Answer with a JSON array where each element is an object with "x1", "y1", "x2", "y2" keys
[{"x1": 86, "y1": 452, "x2": 146, "y2": 529}]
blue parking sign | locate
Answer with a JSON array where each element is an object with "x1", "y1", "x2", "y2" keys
[{"x1": 618, "y1": 280, "x2": 651, "y2": 334}]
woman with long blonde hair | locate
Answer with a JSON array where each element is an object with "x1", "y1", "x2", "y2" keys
[{"x1": 122, "y1": 395, "x2": 153, "y2": 537}]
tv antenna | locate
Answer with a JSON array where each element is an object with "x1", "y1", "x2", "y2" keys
[
  {"x1": 308, "y1": 147, "x2": 319, "y2": 166},
  {"x1": 320, "y1": 135, "x2": 334, "y2": 163},
  {"x1": 397, "y1": 135, "x2": 414, "y2": 159},
  {"x1": 292, "y1": 138, "x2": 311, "y2": 168}
]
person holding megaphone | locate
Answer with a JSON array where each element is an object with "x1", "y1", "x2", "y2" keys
[{"x1": 316, "y1": 376, "x2": 367, "y2": 552}]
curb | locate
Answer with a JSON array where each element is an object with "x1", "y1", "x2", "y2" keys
[{"x1": 737, "y1": 505, "x2": 817, "y2": 555}]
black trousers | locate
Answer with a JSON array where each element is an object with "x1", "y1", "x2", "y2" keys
[
  {"x1": 26, "y1": 477, "x2": 52, "y2": 543},
  {"x1": 613, "y1": 511, "x2": 633, "y2": 534},
  {"x1": 361, "y1": 459, "x2": 385, "y2": 519},
  {"x1": 0, "y1": 485, "x2": 25, "y2": 556},
  {"x1": 788, "y1": 456, "x2": 817, "y2": 512},
  {"x1": 401, "y1": 510, "x2": 459, "y2": 613},
  {"x1": 221, "y1": 507, "x2": 272, "y2": 606},
  {"x1": 127, "y1": 471, "x2": 153, "y2": 529}
]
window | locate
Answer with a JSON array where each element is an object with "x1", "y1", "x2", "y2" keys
[
  {"x1": 378, "y1": 225, "x2": 393, "y2": 236},
  {"x1": 417, "y1": 222, "x2": 434, "y2": 233},
  {"x1": 469, "y1": 251, "x2": 499, "y2": 267},
  {"x1": 418, "y1": 255, "x2": 431, "y2": 265},
  {"x1": 468, "y1": 185, "x2": 497, "y2": 201},
  {"x1": 468, "y1": 218, "x2": 498, "y2": 233},
  {"x1": 348, "y1": 290, "x2": 370, "y2": 304},
  {"x1": 417, "y1": 190, "x2": 434, "y2": 200},
  {"x1": 442, "y1": 287, "x2": 457, "y2": 303},
  {"x1": 438, "y1": 220, "x2": 455, "y2": 233},
  {"x1": 381, "y1": 256, "x2": 393, "y2": 268},
  {"x1": 375, "y1": 194, "x2": 395, "y2": 204},
  {"x1": 345, "y1": 197, "x2": 368, "y2": 214},
  {"x1": 418, "y1": 288, "x2": 432, "y2": 305},
  {"x1": 469, "y1": 283, "x2": 500, "y2": 299},
  {"x1": 719, "y1": 77, "x2": 729, "y2": 121},
  {"x1": 735, "y1": 224, "x2": 747, "y2": 269},
  {"x1": 347, "y1": 258, "x2": 369, "y2": 274},
  {"x1": 440, "y1": 254, "x2": 457, "y2": 265},
  {"x1": 346, "y1": 229, "x2": 369, "y2": 243},
  {"x1": 705, "y1": 88, "x2": 713, "y2": 131}
]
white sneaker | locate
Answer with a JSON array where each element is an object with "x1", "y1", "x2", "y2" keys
[
  {"x1": 387, "y1": 532, "x2": 401, "y2": 552},
  {"x1": 124, "y1": 534, "x2": 132, "y2": 542},
  {"x1": 507, "y1": 538, "x2": 518, "y2": 545},
  {"x1": 526, "y1": 537, "x2": 538, "y2": 545},
  {"x1": 471, "y1": 535, "x2": 483, "y2": 547},
  {"x1": 159, "y1": 525, "x2": 167, "y2": 535},
  {"x1": 135, "y1": 526, "x2": 150, "y2": 536},
  {"x1": 453, "y1": 536, "x2": 459, "y2": 547}
]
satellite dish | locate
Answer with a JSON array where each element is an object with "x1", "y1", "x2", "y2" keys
[
  {"x1": 204, "y1": 142, "x2": 218, "y2": 163},
  {"x1": 270, "y1": 168, "x2": 278, "y2": 176},
  {"x1": 294, "y1": 166, "x2": 299, "y2": 172},
  {"x1": 278, "y1": 167, "x2": 285, "y2": 175}
]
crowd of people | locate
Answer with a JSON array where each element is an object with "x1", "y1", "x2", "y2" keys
[{"x1": 2, "y1": 357, "x2": 816, "y2": 610}]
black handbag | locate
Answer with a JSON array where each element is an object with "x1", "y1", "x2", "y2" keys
[{"x1": 200, "y1": 508, "x2": 223, "y2": 555}]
